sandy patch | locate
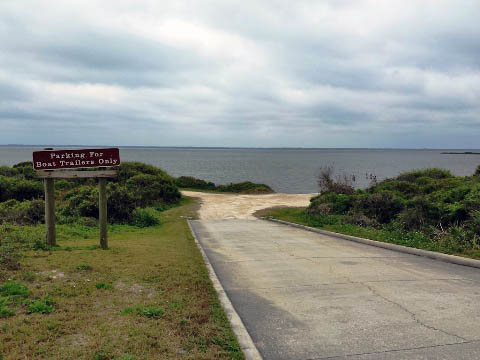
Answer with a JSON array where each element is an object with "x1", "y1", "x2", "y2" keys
[{"x1": 182, "y1": 191, "x2": 315, "y2": 220}]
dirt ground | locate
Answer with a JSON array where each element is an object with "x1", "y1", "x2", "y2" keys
[{"x1": 182, "y1": 191, "x2": 314, "y2": 220}]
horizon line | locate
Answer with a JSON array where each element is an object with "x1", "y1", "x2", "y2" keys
[{"x1": 1, "y1": 144, "x2": 480, "y2": 151}]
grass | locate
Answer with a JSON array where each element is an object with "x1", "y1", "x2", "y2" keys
[
  {"x1": 122, "y1": 305, "x2": 165, "y2": 318},
  {"x1": 0, "y1": 196, "x2": 245, "y2": 359},
  {"x1": 263, "y1": 207, "x2": 480, "y2": 259}
]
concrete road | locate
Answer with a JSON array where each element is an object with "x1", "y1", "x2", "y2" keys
[{"x1": 189, "y1": 219, "x2": 480, "y2": 360}]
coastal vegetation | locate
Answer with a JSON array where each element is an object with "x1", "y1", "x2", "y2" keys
[
  {"x1": 0, "y1": 161, "x2": 244, "y2": 359},
  {"x1": 265, "y1": 166, "x2": 480, "y2": 259},
  {"x1": 175, "y1": 176, "x2": 274, "y2": 194}
]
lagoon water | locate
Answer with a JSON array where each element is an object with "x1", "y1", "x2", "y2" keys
[{"x1": 1, "y1": 147, "x2": 480, "y2": 193}]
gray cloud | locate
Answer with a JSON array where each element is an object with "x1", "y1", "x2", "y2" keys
[{"x1": 0, "y1": 0, "x2": 479, "y2": 147}]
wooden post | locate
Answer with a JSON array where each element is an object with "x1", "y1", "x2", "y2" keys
[
  {"x1": 44, "y1": 178, "x2": 56, "y2": 246},
  {"x1": 43, "y1": 148, "x2": 56, "y2": 246},
  {"x1": 99, "y1": 177, "x2": 108, "y2": 249}
]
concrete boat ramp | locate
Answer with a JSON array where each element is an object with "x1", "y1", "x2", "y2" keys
[{"x1": 190, "y1": 218, "x2": 480, "y2": 360}]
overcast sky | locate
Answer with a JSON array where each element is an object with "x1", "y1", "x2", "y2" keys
[{"x1": 1, "y1": 1, "x2": 479, "y2": 148}]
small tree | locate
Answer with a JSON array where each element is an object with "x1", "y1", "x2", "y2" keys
[
  {"x1": 317, "y1": 166, "x2": 355, "y2": 195},
  {"x1": 474, "y1": 165, "x2": 480, "y2": 177}
]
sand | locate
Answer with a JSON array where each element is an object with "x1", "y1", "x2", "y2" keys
[{"x1": 182, "y1": 190, "x2": 315, "y2": 220}]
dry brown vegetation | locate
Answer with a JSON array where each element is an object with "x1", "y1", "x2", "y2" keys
[{"x1": 0, "y1": 197, "x2": 244, "y2": 360}]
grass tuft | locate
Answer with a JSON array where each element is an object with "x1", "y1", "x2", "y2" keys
[
  {"x1": 75, "y1": 264, "x2": 92, "y2": 271},
  {"x1": 121, "y1": 305, "x2": 164, "y2": 318},
  {"x1": 0, "y1": 298, "x2": 15, "y2": 318},
  {"x1": 27, "y1": 297, "x2": 55, "y2": 314},
  {"x1": 0, "y1": 280, "x2": 30, "y2": 298},
  {"x1": 95, "y1": 282, "x2": 112, "y2": 290}
]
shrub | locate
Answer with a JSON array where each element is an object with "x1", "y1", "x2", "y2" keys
[
  {"x1": 0, "y1": 199, "x2": 44, "y2": 225},
  {"x1": 343, "y1": 212, "x2": 379, "y2": 228},
  {"x1": 353, "y1": 192, "x2": 404, "y2": 223},
  {"x1": 0, "y1": 176, "x2": 41, "y2": 202},
  {"x1": 465, "y1": 211, "x2": 480, "y2": 234},
  {"x1": 216, "y1": 181, "x2": 274, "y2": 194},
  {"x1": 396, "y1": 208, "x2": 427, "y2": 230},
  {"x1": 396, "y1": 168, "x2": 453, "y2": 183},
  {"x1": 106, "y1": 184, "x2": 136, "y2": 223},
  {"x1": 436, "y1": 225, "x2": 480, "y2": 252},
  {"x1": 317, "y1": 166, "x2": 355, "y2": 195},
  {"x1": 55, "y1": 180, "x2": 74, "y2": 191},
  {"x1": 0, "y1": 166, "x2": 17, "y2": 177},
  {"x1": 376, "y1": 181, "x2": 419, "y2": 198},
  {"x1": 175, "y1": 176, "x2": 216, "y2": 190},
  {"x1": 130, "y1": 208, "x2": 160, "y2": 227},
  {"x1": 308, "y1": 192, "x2": 350, "y2": 215},
  {"x1": 126, "y1": 174, "x2": 180, "y2": 206},
  {"x1": 115, "y1": 162, "x2": 171, "y2": 184},
  {"x1": 475, "y1": 165, "x2": 480, "y2": 177},
  {"x1": 10, "y1": 179, "x2": 43, "y2": 201},
  {"x1": 306, "y1": 202, "x2": 331, "y2": 215},
  {"x1": 26, "y1": 199, "x2": 45, "y2": 224},
  {"x1": 61, "y1": 184, "x2": 136, "y2": 223},
  {"x1": 61, "y1": 186, "x2": 98, "y2": 218},
  {"x1": 77, "y1": 217, "x2": 97, "y2": 227},
  {"x1": 13, "y1": 161, "x2": 33, "y2": 169},
  {"x1": 463, "y1": 187, "x2": 480, "y2": 213}
]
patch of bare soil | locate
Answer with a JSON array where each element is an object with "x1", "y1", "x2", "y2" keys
[{"x1": 182, "y1": 191, "x2": 314, "y2": 220}]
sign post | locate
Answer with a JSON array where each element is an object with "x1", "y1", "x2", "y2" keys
[
  {"x1": 33, "y1": 148, "x2": 120, "y2": 249},
  {"x1": 42, "y1": 147, "x2": 57, "y2": 247},
  {"x1": 99, "y1": 176, "x2": 108, "y2": 250}
]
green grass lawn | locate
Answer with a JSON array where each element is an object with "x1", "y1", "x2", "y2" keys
[
  {"x1": 262, "y1": 207, "x2": 480, "y2": 260},
  {"x1": 0, "y1": 197, "x2": 244, "y2": 360}
]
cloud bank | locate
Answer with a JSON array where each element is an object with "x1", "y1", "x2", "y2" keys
[{"x1": 1, "y1": 0, "x2": 479, "y2": 147}]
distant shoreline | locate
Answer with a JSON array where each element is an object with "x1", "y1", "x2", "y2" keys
[
  {"x1": 2, "y1": 145, "x2": 480, "y2": 151},
  {"x1": 441, "y1": 152, "x2": 480, "y2": 155}
]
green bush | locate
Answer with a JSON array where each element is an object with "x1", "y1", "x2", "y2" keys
[
  {"x1": 216, "y1": 181, "x2": 274, "y2": 194},
  {"x1": 0, "y1": 166, "x2": 17, "y2": 177},
  {"x1": 436, "y1": 225, "x2": 480, "y2": 252},
  {"x1": 396, "y1": 168, "x2": 453, "y2": 182},
  {"x1": 353, "y1": 192, "x2": 404, "y2": 224},
  {"x1": 13, "y1": 161, "x2": 33, "y2": 169},
  {"x1": 130, "y1": 208, "x2": 160, "y2": 227},
  {"x1": 475, "y1": 165, "x2": 480, "y2": 176},
  {"x1": 55, "y1": 180, "x2": 74, "y2": 191},
  {"x1": 343, "y1": 212, "x2": 379, "y2": 228},
  {"x1": 375, "y1": 181, "x2": 419, "y2": 198},
  {"x1": 106, "y1": 183, "x2": 136, "y2": 223},
  {"x1": 61, "y1": 186, "x2": 98, "y2": 218},
  {"x1": 175, "y1": 176, "x2": 216, "y2": 190},
  {"x1": 9, "y1": 178, "x2": 43, "y2": 202},
  {"x1": 0, "y1": 199, "x2": 44, "y2": 225},
  {"x1": 126, "y1": 174, "x2": 180, "y2": 206},
  {"x1": 115, "y1": 162, "x2": 171, "y2": 184},
  {"x1": 61, "y1": 184, "x2": 136, "y2": 223},
  {"x1": 77, "y1": 217, "x2": 97, "y2": 227}
]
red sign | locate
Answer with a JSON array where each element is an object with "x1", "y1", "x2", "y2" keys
[{"x1": 33, "y1": 148, "x2": 120, "y2": 170}]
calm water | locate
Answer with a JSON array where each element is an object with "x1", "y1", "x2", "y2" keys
[{"x1": 1, "y1": 147, "x2": 480, "y2": 193}]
